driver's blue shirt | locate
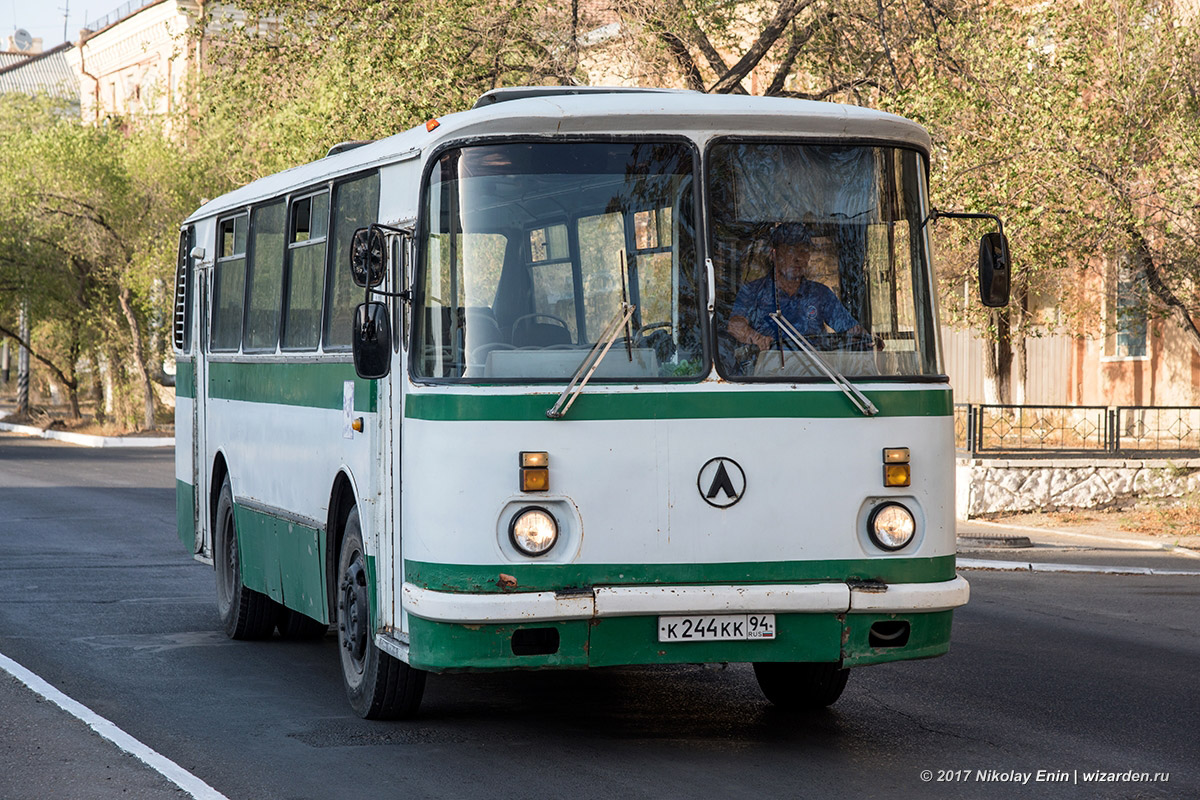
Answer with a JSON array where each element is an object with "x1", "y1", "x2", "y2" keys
[{"x1": 731, "y1": 276, "x2": 858, "y2": 338}]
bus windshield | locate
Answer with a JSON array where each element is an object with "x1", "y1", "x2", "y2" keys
[
  {"x1": 708, "y1": 141, "x2": 940, "y2": 381},
  {"x1": 414, "y1": 141, "x2": 704, "y2": 382}
]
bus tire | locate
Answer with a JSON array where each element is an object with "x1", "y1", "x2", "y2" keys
[
  {"x1": 752, "y1": 662, "x2": 849, "y2": 710},
  {"x1": 277, "y1": 608, "x2": 328, "y2": 640},
  {"x1": 337, "y1": 507, "x2": 426, "y2": 719},
  {"x1": 214, "y1": 475, "x2": 279, "y2": 640}
]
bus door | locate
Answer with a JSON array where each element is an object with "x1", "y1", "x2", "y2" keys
[
  {"x1": 386, "y1": 228, "x2": 413, "y2": 632},
  {"x1": 192, "y1": 224, "x2": 214, "y2": 558}
]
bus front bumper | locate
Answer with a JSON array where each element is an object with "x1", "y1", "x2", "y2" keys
[{"x1": 399, "y1": 577, "x2": 968, "y2": 672}]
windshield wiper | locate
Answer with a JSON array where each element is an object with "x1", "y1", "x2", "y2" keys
[
  {"x1": 546, "y1": 302, "x2": 637, "y2": 420},
  {"x1": 769, "y1": 311, "x2": 879, "y2": 417}
]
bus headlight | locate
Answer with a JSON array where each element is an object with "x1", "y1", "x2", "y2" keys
[
  {"x1": 868, "y1": 503, "x2": 916, "y2": 551},
  {"x1": 509, "y1": 507, "x2": 558, "y2": 556}
]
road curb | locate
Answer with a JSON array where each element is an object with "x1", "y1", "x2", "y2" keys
[
  {"x1": 965, "y1": 517, "x2": 1200, "y2": 559},
  {"x1": 0, "y1": 416, "x2": 173, "y2": 448},
  {"x1": 958, "y1": 558, "x2": 1200, "y2": 576}
]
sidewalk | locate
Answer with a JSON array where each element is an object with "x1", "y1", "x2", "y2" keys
[
  {"x1": 0, "y1": 410, "x2": 172, "y2": 448},
  {"x1": 0, "y1": 671, "x2": 195, "y2": 800},
  {"x1": 956, "y1": 512, "x2": 1200, "y2": 574}
]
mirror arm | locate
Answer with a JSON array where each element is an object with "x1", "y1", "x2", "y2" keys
[
  {"x1": 924, "y1": 208, "x2": 1005, "y2": 237},
  {"x1": 370, "y1": 223, "x2": 412, "y2": 236},
  {"x1": 366, "y1": 287, "x2": 411, "y2": 300}
]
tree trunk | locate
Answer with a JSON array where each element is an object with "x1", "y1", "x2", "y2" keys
[
  {"x1": 118, "y1": 286, "x2": 156, "y2": 431},
  {"x1": 1129, "y1": 226, "x2": 1200, "y2": 357},
  {"x1": 1012, "y1": 284, "x2": 1029, "y2": 406},
  {"x1": 981, "y1": 307, "x2": 1012, "y2": 405},
  {"x1": 0, "y1": 319, "x2": 81, "y2": 418}
]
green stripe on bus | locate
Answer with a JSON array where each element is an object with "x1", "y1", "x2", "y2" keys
[
  {"x1": 406, "y1": 610, "x2": 954, "y2": 671},
  {"x1": 404, "y1": 388, "x2": 952, "y2": 421},
  {"x1": 404, "y1": 555, "x2": 956, "y2": 594},
  {"x1": 175, "y1": 360, "x2": 195, "y2": 399},
  {"x1": 208, "y1": 361, "x2": 377, "y2": 412},
  {"x1": 176, "y1": 480, "x2": 195, "y2": 552},
  {"x1": 841, "y1": 610, "x2": 952, "y2": 667}
]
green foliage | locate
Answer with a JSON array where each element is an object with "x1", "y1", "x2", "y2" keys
[
  {"x1": 0, "y1": 95, "x2": 204, "y2": 426},
  {"x1": 185, "y1": 0, "x2": 576, "y2": 184},
  {"x1": 890, "y1": 0, "x2": 1200, "y2": 349}
]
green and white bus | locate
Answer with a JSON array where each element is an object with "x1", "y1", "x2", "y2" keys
[{"x1": 173, "y1": 87, "x2": 1007, "y2": 719}]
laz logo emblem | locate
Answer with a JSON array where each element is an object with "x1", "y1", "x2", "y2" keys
[{"x1": 697, "y1": 457, "x2": 746, "y2": 508}]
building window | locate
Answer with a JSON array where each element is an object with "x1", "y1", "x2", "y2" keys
[{"x1": 1110, "y1": 254, "x2": 1147, "y2": 358}]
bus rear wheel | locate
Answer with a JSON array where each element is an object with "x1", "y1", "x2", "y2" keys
[
  {"x1": 752, "y1": 662, "x2": 849, "y2": 710},
  {"x1": 214, "y1": 475, "x2": 279, "y2": 639},
  {"x1": 337, "y1": 507, "x2": 425, "y2": 719}
]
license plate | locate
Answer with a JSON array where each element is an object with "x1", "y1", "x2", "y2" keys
[{"x1": 657, "y1": 614, "x2": 776, "y2": 642}]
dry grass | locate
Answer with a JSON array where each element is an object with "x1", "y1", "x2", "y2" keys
[{"x1": 1117, "y1": 503, "x2": 1200, "y2": 538}]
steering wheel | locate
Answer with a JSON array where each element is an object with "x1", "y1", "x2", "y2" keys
[
  {"x1": 632, "y1": 321, "x2": 671, "y2": 346},
  {"x1": 816, "y1": 331, "x2": 882, "y2": 352}
]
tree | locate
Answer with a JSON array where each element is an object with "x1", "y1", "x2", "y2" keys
[
  {"x1": 612, "y1": 0, "x2": 959, "y2": 102},
  {"x1": 892, "y1": 0, "x2": 1200, "y2": 402},
  {"x1": 184, "y1": 0, "x2": 580, "y2": 184},
  {"x1": 0, "y1": 95, "x2": 203, "y2": 429}
]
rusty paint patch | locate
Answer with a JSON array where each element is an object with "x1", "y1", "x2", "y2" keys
[{"x1": 497, "y1": 573, "x2": 518, "y2": 590}]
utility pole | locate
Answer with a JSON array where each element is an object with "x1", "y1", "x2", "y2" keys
[
  {"x1": 17, "y1": 299, "x2": 30, "y2": 416},
  {"x1": 1, "y1": 339, "x2": 9, "y2": 384},
  {"x1": 62, "y1": 0, "x2": 70, "y2": 43}
]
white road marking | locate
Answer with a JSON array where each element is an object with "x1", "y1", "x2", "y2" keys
[
  {"x1": 958, "y1": 558, "x2": 1200, "y2": 576},
  {"x1": 0, "y1": 650, "x2": 230, "y2": 800}
]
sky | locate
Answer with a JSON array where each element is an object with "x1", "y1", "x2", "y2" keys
[{"x1": 3, "y1": 0, "x2": 128, "y2": 48}]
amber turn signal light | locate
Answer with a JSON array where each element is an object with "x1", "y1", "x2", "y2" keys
[
  {"x1": 882, "y1": 448, "x2": 911, "y2": 487},
  {"x1": 519, "y1": 451, "x2": 550, "y2": 492}
]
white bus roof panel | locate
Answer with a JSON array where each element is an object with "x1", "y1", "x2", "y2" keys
[{"x1": 185, "y1": 91, "x2": 932, "y2": 224}]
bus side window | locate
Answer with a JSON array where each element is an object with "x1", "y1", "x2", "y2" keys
[
  {"x1": 173, "y1": 227, "x2": 192, "y2": 353},
  {"x1": 325, "y1": 172, "x2": 380, "y2": 350},
  {"x1": 243, "y1": 201, "x2": 286, "y2": 352},
  {"x1": 283, "y1": 191, "x2": 329, "y2": 350},
  {"x1": 212, "y1": 214, "x2": 248, "y2": 351}
]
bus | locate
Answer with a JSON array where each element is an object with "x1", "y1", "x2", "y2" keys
[{"x1": 173, "y1": 87, "x2": 1008, "y2": 719}]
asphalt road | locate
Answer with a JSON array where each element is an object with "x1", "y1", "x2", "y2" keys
[{"x1": 0, "y1": 432, "x2": 1197, "y2": 799}]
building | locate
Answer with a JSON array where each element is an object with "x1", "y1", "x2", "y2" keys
[
  {"x1": 0, "y1": 36, "x2": 78, "y2": 104},
  {"x1": 64, "y1": 0, "x2": 201, "y2": 122}
]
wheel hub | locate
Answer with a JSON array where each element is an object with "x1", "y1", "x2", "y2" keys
[{"x1": 339, "y1": 559, "x2": 369, "y2": 666}]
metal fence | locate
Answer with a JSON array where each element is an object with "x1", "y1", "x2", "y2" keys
[
  {"x1": 955, "y1": 404, "x2": 1200, "y2": 457},
  {"x1": 83, "y1": 0, "x2": 158, "y2": 33}
]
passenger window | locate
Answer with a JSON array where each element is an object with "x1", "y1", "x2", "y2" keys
[
  {"x1": 325, "y1": 173, "x2": 379, "y2": 350},
  {"x1": 283, "y1": 191, "x2": 329, "y2": 350},
  {"x1": 529, "y1": 224, "x2": 568, "y2": 263},
  {"x1": 577, "y1": 212, "x2": 625, "y2": 340},
  {"x1": 173, "y1": 227, "x2": 192, "y2": 353},
  {"x1": 244, "y1": 202, "x2": 286, "y2": 351},
  {"x1": 212, "y1": 214, "x2": 248, "y2": 351}
]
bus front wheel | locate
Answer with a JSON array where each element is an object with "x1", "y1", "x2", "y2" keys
[
  {"x1": 214, "y1": 475, "x2": 279, "y2": 639},
  {"x1": 337, "y1": 507, "x2": 426, "y2": 719},
  {"x1": 752, "y1": 662, "x2": 849, "y2": 710}
]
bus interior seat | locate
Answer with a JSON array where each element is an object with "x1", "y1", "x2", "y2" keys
[
  {"x1": 511, "y1": 318, "x2": 572, "y2": 348},
  {"x1": 464, "y1": 306, "x2": 504, "y2": 347}
]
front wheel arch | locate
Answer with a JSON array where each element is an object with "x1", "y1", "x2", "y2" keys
[{"x1": 325, "y1": 471, "x2": 358, "y2": 624}]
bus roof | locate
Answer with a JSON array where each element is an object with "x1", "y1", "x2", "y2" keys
[{"x1": 184, "y1": 89, "x2": 932, "y2": 224}]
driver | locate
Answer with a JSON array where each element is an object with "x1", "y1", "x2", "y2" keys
[{"x1": 727, "y1": 223, "x2": 868, "y2": 350}]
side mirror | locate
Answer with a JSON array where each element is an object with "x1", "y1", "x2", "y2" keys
[
  {"x1": 352, "y1": 301, "x2": 391, "y2": 378},
  {"x1": 350, "y1": 227, "x2": 386, "y2": 287},
  {"x1": 978, "y1": 231, "x2": 1010, "y2": 307}
]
